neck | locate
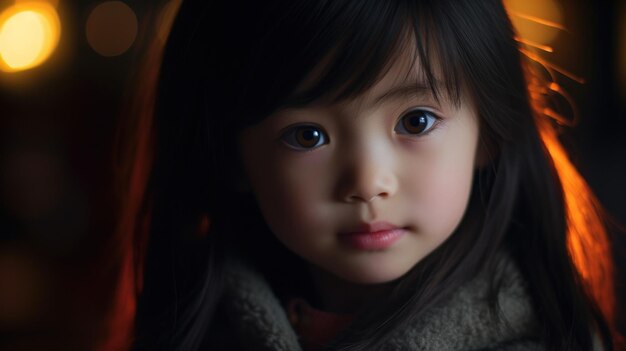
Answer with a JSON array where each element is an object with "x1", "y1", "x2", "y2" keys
[{"x1": 308, "y1": 265, "x2": 394, "y2": 314}]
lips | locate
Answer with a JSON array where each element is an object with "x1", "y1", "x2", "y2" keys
[{"x1": 338, "y1": 221, "x2": 407, "y2": 250}]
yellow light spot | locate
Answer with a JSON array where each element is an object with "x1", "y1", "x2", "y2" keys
[
  {"x1": 86, "y1": 1, "x2": 138, "y2": 57},
  {"x1": 504, "y1": 0, "x2": 563, "y2": 45},
  {"x1": 0, "y1": 2, "x2": 61, "y2": 72}
]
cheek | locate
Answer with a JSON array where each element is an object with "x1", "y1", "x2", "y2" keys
[
  {"x1": 246, "y1": 148, "x2": 332, "y2": 239},
  {"x1": 419, "y1": 167, "x2": 473, "y2": 235},
  {"x1": 404, "y1": 125, "x2": 478, "y2": 238}
]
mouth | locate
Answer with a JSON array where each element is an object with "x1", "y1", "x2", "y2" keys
[{"x1": 338, "y1": 221, "x2": 408, "y2": 251}]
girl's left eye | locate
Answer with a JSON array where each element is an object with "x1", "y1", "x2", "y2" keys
[
  {"x1": 394, "y1": 109, "x2": 440, "y2": 136},
  {"x1": 280, "y1": 125, "x2": 328, "y2": 151}
]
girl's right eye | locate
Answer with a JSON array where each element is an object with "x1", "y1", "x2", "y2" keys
[{"x1": 280, "y1": 125, "x2": 329, "y2": 151}]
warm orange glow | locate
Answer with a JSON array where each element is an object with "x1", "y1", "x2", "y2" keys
[
  {"x1": 99, "y1": 2, "x2": 185, "y2": 349},
  {"x1": 86, "y1": 1, "x2": 138, "y2": 57},
  {"x1": 99, "y1": 89, "x2": 154, "y2": 351},
  {"x1": 538, "y1": 114, "x2": 615, "y2": 338},
  {"x1": 521, "y1": 17, "x2": 618, "y2": 337},
  {"x1": 16, "y1": 0, "x2": 60, "y2": 7},
  {"x1": 504, "y1": 0, "x2": 563, "y2": 45},
  {"x1": 520, "y1": 48, "x2": 585, "y2": 84},
  {"x1": 0, "y1": 2, "x2": 61, "y2": 72},
  {"x1": 514, "y1": 36, "x2": 553, "y2": 53}
]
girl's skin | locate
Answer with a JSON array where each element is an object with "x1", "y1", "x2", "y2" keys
[{"x1": 239, "y1": 47, "x2": 481, "y2": 313}]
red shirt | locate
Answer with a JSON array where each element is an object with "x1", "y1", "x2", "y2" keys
[{"x1": 287, "y1": 298, "x2": 354, "y2": 351}]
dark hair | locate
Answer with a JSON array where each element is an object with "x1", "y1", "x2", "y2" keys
[{"x1": 110, "y1": 0, "x2": 617, "y2": 350}]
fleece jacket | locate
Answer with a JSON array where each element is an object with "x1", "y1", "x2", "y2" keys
[{"x1": 207, "y1": 254, "x2": 544, "y2": 350}]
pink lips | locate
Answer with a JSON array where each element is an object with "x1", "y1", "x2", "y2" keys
[{"x1": 338, "y1": 221, "x2": 407, "y2": 250}]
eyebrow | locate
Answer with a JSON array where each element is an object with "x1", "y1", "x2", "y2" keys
[{"x1": 371, "y1": 81, "x2": 436, "y2": 108}]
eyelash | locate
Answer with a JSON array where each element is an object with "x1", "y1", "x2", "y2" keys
[{"x1": 279, "y1": 108, "x2": 441, "y2": 151}]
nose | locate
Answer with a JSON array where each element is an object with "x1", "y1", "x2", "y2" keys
[{"x1": 338, "y1": 145, "x2": 398, "y2": 204}]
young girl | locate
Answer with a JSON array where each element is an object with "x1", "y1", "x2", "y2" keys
[{"x1": 107, "y1": 0, "x2": 619, "y2": 350}]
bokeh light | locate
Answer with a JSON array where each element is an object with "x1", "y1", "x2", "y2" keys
[
  {"x1": 0, "y1": 2, "x2": 61, "y2": 72},
  {"x1": 16, "y1": 0, "x2": 60, "y2": 7},
  {"x1": 86, "y1": 1, "x2": 138, "y2": 57},
  {"x1": 504, "y1": 0, "x2": 563, "y2": 46}
]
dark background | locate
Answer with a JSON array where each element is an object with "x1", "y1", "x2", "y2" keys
[{"x1": 0, "y1": 0, "x2": 624, "y2": 349}]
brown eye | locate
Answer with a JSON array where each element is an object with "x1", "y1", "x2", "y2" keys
[
  {"x1": 296, "y1": 128, "x2": 321, "y2": 147},
  {"x1": 394, "y1": 109, "x2": 438, "y2": 135},
  {"x1": 281, "y1": 125, "x2": 328, "y2": 151}
]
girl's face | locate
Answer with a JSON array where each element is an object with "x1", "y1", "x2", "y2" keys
[{"x1": 239, "y1": 53, "x2": 480, "y2": 284}]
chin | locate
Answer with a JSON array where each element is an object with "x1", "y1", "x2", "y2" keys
[{"x1": 332, "y1": 262, "x2": 414, "y2": 285}]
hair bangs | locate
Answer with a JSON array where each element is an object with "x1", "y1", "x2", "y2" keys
[{"x1": 280, "y1": 1, "x2": 464, "y2": 109}]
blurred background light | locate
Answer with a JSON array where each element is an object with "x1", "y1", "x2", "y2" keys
[
  {"x1": 504, "y1": 0, "x2": 563, "y2": 46},
  {"x1": 16, "y1": 0, "x2": 60, "y2": 7},
  {"x1": 0, "y1": 2, "x2": 61, "y2": 72},
  {"x1": 86, "y1": 1, "x2": 138, "y2": 57}
]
